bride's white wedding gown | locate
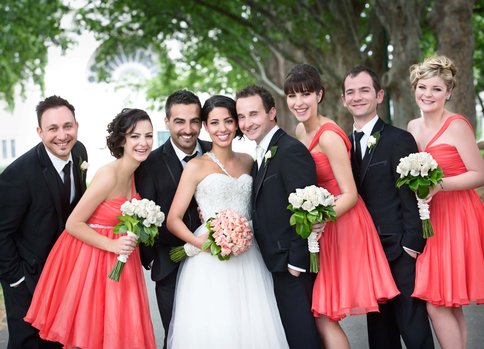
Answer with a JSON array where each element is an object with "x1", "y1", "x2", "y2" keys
[{"x1": 167, "y1": 153, "x2": 289, "y2": 349}]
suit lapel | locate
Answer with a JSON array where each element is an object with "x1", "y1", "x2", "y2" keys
[
  {"x1": 162, "y1": 140, "x2": 184, "y2": 189},
  {"x1": 37, "y1": 145, "x2": 64, "y2": 220},
  {"x1": 253, "y1": 129, "x2": 284, "y2": 201},
  {"x1": 359, "y1": 118, "x2": 385, "y2": 185}
]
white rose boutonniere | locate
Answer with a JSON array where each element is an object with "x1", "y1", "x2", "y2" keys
[
  {"x1": 367, "y1": 131, "x2": 381, "y2": 153},
  {"x1": 80, "y1": 161, "x2": 89, "y2": 172},
  {"x1": 264, "y1": 146, "x2": 278, "y2": 165}
]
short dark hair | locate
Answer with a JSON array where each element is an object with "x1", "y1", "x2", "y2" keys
[
  {"x1": 165, "y1": 90, "x2": 202, "y2": 120},
  {"x1": 106, "y1": 108, "x2": 152, "y2": 159},
  {"x1": 235, "y1": 84, "x2": 275, "y2": 113},
  {"x1": 284, "y1": 64, "x2": 325, "y2": 103},
  {"x1": 341, "y1": 66, "x2": 382, "y2": 95},
  {"x1": 201, "y1": 95, "x2": 243, "y2": 138},
  {"x1": 36, "y1": 95, "x2": 76, "y2": 127}
]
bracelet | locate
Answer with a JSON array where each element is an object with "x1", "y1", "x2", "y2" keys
[{"x1": 439, "y1": 181, "x2": 444, "y2": 190}]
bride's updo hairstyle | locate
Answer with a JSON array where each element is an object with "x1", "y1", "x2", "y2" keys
[
  {"x1": 409, "y1": 55, "x2": 457, "y2": 93},
  {"x1": 106, "y1": 108, "x2": 152, "y2": 158},
  {"x1": 284, "y1": 63, "x2": 325, "y2": 104},
  {"x1": 201, "y1": 95, "x2": 243, "y2": 138}
]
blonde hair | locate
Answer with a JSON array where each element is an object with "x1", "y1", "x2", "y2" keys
[{"x1": 409, "y1": 55, "x2": 457, "y2": 91}]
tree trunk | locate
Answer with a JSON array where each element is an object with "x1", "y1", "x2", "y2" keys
[
  {"x1": 373, "y1": 0, "x2": 422, "y2": 129},
  {"x1": 428, "y1": 0, "x2": 476, "y2": 129}
]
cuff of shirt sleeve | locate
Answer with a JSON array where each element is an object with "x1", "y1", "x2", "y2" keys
[
  {"x1": 288, "y1": 264, "x2": 306, "y2": 273},
  {"x1": 10, "y1": 276, "x2": 25, "y2": 287}
]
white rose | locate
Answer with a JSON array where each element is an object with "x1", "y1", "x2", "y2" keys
[
  {"x1": 264, "y1": 150, "x2": 272, "y2": 162},
  {"x1": 367, "y1": 135, "x2": 376, "y2": 148},
  {"x1": 80, "y1": 161, "x2": 89, "y2": 171},
  {"x1": 289, "y1": 193, "x2": 303, "y2": 208},
  {"x1": 301, "y1": 200, "x2": 315, "y2": 212}
]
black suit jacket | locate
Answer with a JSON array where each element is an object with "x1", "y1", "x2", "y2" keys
[
  {"x1": 135, "y1": 138, "x2": 211, "y2": 281},
  {"x1": 350, "y1": 118, "x2": 425, "y2": 260},
  {"x1": 0, "y1": 142, "x2": 88, "y2": 292},
  {"x1": 251, "y1": 129, "x2": 317, "y2": 272}
]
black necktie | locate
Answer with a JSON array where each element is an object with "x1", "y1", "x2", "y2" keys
[
  {"x1": 62, "y1": 161, "x2": 72, "y2": 208},
  {"x1": 183, "y1": 151, "x2": 199, "y2": 163},
  {"x1": 354, "y1": 131, "x2": 364, "y2": 167}
]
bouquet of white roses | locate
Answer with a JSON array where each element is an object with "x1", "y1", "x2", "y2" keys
[
  {"x1": 170, "y1": 209, "x2": 253, "y2": 262},
  {"x1": 396, "y1": 152, "x2": 443, "y2": 238},
  {"x1": 109, "y1": 198, "x2": 165, "y2": 281},
  {"x1": 287, "y1": 185, "x2": 337, "y2": 273}
]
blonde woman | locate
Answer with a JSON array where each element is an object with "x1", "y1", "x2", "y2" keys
[{"x1": 408, "y1": 55, "x2": 484, "y2": 349}]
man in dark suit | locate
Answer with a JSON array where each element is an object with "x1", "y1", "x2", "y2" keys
[
  {"x1": 342, "y1": 66, "x2": 434, "y2": 349},
  {"x1": 135, "y1": 90, "x2": 210, "y2": 349},
  {"x1": 0, "y1": 95, "x2": 88, "y2": 349},
  {"x1": 235, "y1": 85, "x2": 321, "y2": 349}
]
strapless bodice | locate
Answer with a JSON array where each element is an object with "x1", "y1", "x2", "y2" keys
[{"x1": 195, "y1": 173, "x2": 252, "y2": 221}]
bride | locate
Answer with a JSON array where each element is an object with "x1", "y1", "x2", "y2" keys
[{"x1": 166, "y1": 95, "x2": 289, "y2": 348}]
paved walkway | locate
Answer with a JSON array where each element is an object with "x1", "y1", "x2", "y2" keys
[{"x1": 1, "y1": 272, "x2": 483, "y2": 348}]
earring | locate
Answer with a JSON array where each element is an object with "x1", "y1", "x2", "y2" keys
[{"x1": 446, "y1": 96, "x2": 451, "y2": 101}]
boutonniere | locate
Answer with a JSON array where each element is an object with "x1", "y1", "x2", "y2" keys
[
  {"x1": 80, "y1": 160, "x2": 89, "y2": 172},
  {"x1": 367, "y1": 131, "x2": 381, "y2": 152},
  {"x1": 264, "y1": 146, "x2": 278, "y2": 165}
]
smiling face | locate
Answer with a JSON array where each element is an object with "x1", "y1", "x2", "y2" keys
[
  {"x1": 286, "y1": 90, "x2": 322, "y2": 122},
  {"x1": 236, "y1": 95, "x2": 276, "y2": 144},
  {"x1": 342, "y1": 71, "x2": 384, "y2": 124},
  {"x1": 124, "y1": 119, "x2": 153, "y2": 162},
  {"x1": 165, "y1": 103, "x2": 202, "y2": 154},
  {"x1": 204, "y1": 107, "x2": 237, "y2": 148},
  {"x1": 414, "y1": 76, "x2": 451, "y2": 115},
  {"x1": 37, "y1": 106, "x2": 79, "y2": 160}
]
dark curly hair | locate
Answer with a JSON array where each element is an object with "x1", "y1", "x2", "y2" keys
[
  {"x1": 106, "y1": 108, "x2": 152, "y2": 158},
  {"x1": 201, "y1": 95, "x2": 243, "y2": 139}
]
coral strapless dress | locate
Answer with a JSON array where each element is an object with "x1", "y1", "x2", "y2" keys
[
  {"x1": 310, "y1": 123, "x2": 399, "y2": 321},
  {"x1": 412, "y1": 115, "x2": 484, "y2": 306},
  {"x1": 24, "y1": 194, "x2": 156, "y2": 349}
]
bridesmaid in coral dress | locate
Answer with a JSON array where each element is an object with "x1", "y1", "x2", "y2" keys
[
  {"x1": 284, "y1": 64, "x2": 399, "y2": 349},
  {"x1": 24, "y1": 108, "x2": 157, "y2": 349},
  {"x1": 408, "y1": 55, "x2": 484, "y2": 349}
]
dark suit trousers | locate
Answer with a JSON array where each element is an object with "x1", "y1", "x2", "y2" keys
[
  {"x1": 155, "y1": 267, "x2": 178, "y2": 349},
  {"x1": 1, "y1": 281, "x2": 61, "y2": 349},
  {"x1": 367, "y1": 252, "x2": 434, "y2": 349},
  {"x1": 272, "y1": 272, "x2": 321, "y2": 349}
]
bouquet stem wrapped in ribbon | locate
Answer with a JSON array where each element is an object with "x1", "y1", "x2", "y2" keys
[
  {"x1": 170, "y1": 209, "x2": 253, "y2": 262},
  {"x1": 287, "y1": 185, "x2": 337, "y2": 273},
  {"x1": 109, "y1": 198, "x2": 165, "y2": 281},
  {"x1": 396, "y1": 152, "x2": 443, "y2": 238}
]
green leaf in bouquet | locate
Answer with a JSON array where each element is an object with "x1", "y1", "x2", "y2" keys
[
  {"x1": 296, "y1": 222, "x2": 311, "y2": 239},
  {"x1": 218, "y1": 254, "x2": 230, "y2": 261},
  {"x1": 201, "y1": 239, "x2": 212, "y2": 251},
  {"x1": 307, "y1": 211, "x2": 319, "y2": 224},
  {"x1": 210, "y1": 242, "x2": 221, "y2": 255},
  {"x1": 416, "y1": 185, "x2": 430, "y2": 200}
]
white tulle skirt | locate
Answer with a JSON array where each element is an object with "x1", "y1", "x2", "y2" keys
[{"x1": 167, "y1": 225, "x2": 289, "y2": 349}]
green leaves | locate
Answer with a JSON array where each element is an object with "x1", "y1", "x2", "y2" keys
[
  {"x1": 396, "y1": 167, "x2": 444, "y2": 199},
  {"x1": 114, "y1": 214, "x2": 158, "y2": 247},
  {"x1": 288, "y1": 204, "x2": 336, "y2": 240}
]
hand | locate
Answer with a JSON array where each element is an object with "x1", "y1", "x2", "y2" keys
[
  {"x1": 288, "y1": 268, "x2": 300, "y2": 277},
  {"x1": 311, "y1": 221, "x2": 326, "y2": 241},
  {"x1": 111, "y1": 235, "x2": 137, "y2": 255},
  {"x1": 403, "y1": 247, "x2": 418, "y2": 259},
  {"x1": 425, "y1": 183, "x2": 443, "y2": 203},
  {"x1": 196, "y1": 232, "x2": 209, "y2": 250}
]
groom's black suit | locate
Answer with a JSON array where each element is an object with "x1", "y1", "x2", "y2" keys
[
  {"x1": 0, "y1": 141, "x2": 88, "y2": 349},
  {"x1": 135, "y1": 138, "x2": 211, "y2": 348},
  {"x1": 349, "y1": 118, "x2": 434, "y2": 349},
  {"x1": 251, "y1": 128, "x2": 320, "y2": 349}
]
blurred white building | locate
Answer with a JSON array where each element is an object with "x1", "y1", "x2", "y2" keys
[{"x1": 0, "y1": 28, "x2": 255, "y2": 178}]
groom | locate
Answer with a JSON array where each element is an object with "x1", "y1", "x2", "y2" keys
[
  {"x1": 135, "y1": 89, "x2": 211, "y2": 348},
  {"x1": 0, "y1": 95, "x2": 88, "y2": 348},
  {"x1": 236, "y1": 85, "x2": 321, "y2": 348},
  {"x1": 342, "y1": 66, "x2": 434, "y2": 348}
]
